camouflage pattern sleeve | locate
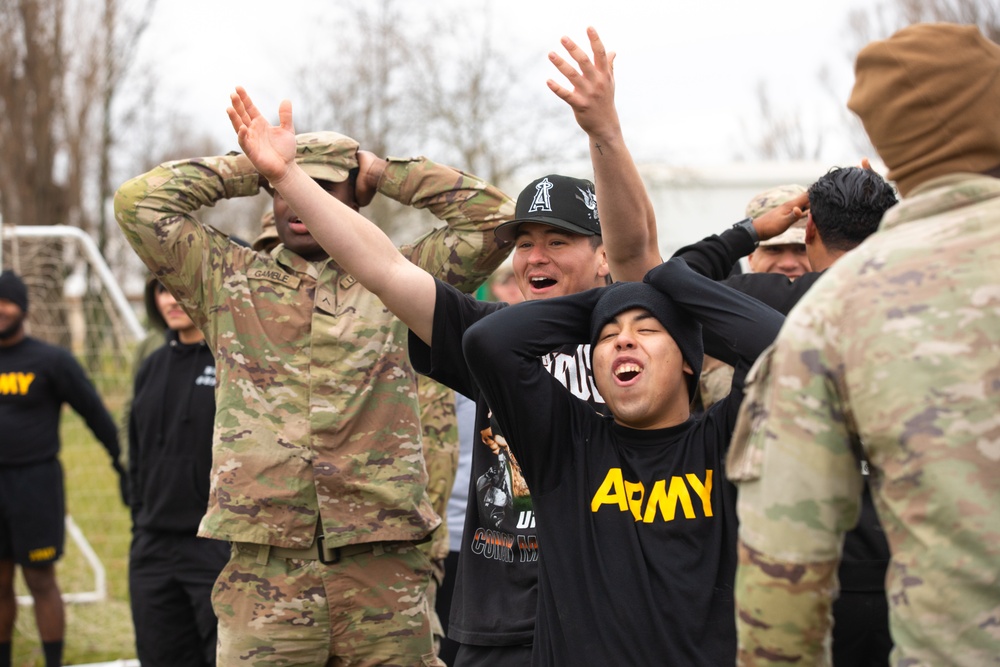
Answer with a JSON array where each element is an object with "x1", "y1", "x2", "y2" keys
[
  {"x1": 112, "y1": 154, "x2": 261, "y2": 336},
  {"x1": 380, "y1": 157, "x2": 514, "y2": 292},
  {"x1": 416, "y1": 375, "x2": 459, "y2": 564},
  {"x1": 728, "y1": 296, "x2": 865, "y2": 666},
  {"x1": 734, "y1": 541, "x2": 840, "y2": 666}
]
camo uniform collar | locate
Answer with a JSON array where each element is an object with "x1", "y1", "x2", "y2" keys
[
  {"x1": 271, "y1": 244, "x2": 333, "y2": 281},
  {"x1": 881, "y1": 173, "x2": 1000, "y2": 232}
]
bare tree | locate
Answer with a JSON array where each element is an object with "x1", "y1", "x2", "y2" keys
[
  {"x1": 737, "y1": 81, "x2": 824, "y2": 161},
  {"x1": 291, "y1": 0, "x2": 421, "y2": 239},
  {"x1": 737, "y1": 0, "x2": 999, "y2": 163},
  {"x1": 406, "y1": 5, "x2": 575, "y2": 189},
  {"x1": 839, "y1": 0, "x2": 1000, "y2": 155},
  {"x1": 0, "y1": 0, "x2": 68, "y2": 232},
  {"x1": 0, "y1": 0, "x2": 154, "y2": 352},
  {"x1": 292, "y1": 0, "x2": 579, "y2": 240},
  {"x1": 849, "y1": 0, "x2": 1000, "y2": 45}
]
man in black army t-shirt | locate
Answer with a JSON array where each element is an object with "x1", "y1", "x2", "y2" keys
[
  {"x1": 462, "y1": 258, "x2": 783, "y2": 666},
  {"x1": 0, "y1": 270, "x2": 125, "y2": 667}
]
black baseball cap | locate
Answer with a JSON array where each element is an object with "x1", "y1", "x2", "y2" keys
[{"x1": 494, "y1": 175, "x2": 601, "y2": 242}]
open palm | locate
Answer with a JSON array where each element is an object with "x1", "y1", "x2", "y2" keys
[{"x1": 227, "y1": 86, "x2": 296, "y2": 185}]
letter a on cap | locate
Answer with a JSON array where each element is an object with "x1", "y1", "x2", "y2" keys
[{"x1": 529, "y1": 178, "x2": 554, "y2": 213}]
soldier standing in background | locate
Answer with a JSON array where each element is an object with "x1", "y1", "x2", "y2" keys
[
  {"x1": 744, "y1": 185, "x2": 811, "y2": 280},
  {"x1": 0, "y1": 270, "x2": 126, "y2": 667},
  {"x1": 729, "y1": 22, "x2": 1000, "y2": 666},
  {"x1": 114, "y1": 129, "x2": 512, "y2": 665}
]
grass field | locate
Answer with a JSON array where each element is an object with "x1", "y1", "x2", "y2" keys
[{"x1": 12, "y1": 410, "x2": 136, "y2": 666}]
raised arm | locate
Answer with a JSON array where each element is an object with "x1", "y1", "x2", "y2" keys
[
  {"x1": 113, "y1": 149, "x2": 260, "y2": 335},
  {"x1": 645, "y1": 258, "x2": 784, "y2": 368},
  {"x1": 547, "y1": 27, "x2": 661, "y2": 281},
  {"x1": 228, "y1": 87, "x2": 437, "y2": 344},
  {"x1": 672, "y1": 194, "x2": 810, "y2": 280},
  {"x1": 463, "y1": 288, "x2": 605, "y2": 493}
]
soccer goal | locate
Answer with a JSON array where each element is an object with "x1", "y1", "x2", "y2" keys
[{"x1": 2, "y1": 223, "x2": 144, "y2": 607}]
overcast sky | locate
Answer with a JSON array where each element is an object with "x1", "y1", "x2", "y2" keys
[{"x1": 137, "y1": 0, "x2": 875, "y2": 167}]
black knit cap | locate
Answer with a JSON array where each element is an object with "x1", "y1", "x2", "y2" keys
[
  {"x1": 494, "y1": 175, "x2": 601, "y2": 242},
  {"x1": 589, "y1": 282, "x2": 703, "y2": 401},
  {"x1": 0, "y1": 271, "x2": 28, "y2": 313}
]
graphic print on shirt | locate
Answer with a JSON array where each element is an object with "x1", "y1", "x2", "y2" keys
[
  {"x1": 195, "y1": 365, "x2": 216, "y2": 387},
  {"x1": 469, "y1": 345, "x2": 605, "y2": 565},
  {"x1": 477, "y1": 413, "x2": 530, "y2": 530},
  {"x1": 590, "y1": 467, "x2": 715, "y2": 523},
  {"x1": 0, "y1": 372, "x2": 35, "y2": 395}
]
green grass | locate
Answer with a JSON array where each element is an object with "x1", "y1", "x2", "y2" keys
[{"x1": 12, "y1": 410, "x2": 136, "y2": 666}]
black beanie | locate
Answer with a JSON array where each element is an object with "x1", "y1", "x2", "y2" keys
[
  {"x1": 590, "y1": 282, "x2": 703, "y2": 401},
  {"x1": 0, "y1": 271, "x2": 28, "y2": 313}
]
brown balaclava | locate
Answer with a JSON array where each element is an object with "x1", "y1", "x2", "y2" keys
[{"x1": 847, "y1": 23, "x2": 1000, "y2": 197}]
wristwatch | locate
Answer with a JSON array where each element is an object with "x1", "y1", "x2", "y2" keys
[{"x1": 731, "y1": 217, "x2": 759, "y2": 247}]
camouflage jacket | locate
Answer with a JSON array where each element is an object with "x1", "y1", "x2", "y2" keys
[
  {"x1": 114, "y1": 153, "x2": 513, "y2": 548},
  {"x1": 417, "y1": 375, "x2": 459, "y2": 564},
  {"x1": 727, "y1": 173, "x2": 1000, "y2": 666}
]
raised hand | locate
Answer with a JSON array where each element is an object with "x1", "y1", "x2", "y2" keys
[
  {"x1": 752, "y1": 192, "x2": 811, "y2": 241},
  {"x1": 546, "y1": 26, "x2": 619, "y2": 140},
  {"x1": 226, "y1": 86, "x2": 297, "y2": 187}
]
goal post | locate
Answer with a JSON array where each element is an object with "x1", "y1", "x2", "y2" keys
[{"x1": 2, "y1": 222, "x2": 145, "y2": 609}]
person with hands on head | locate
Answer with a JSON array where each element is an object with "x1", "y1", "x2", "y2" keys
[
  {"x1": 554, "y1": 46, "x2": 900, "y2": 663},
  {"x1": 0, "y1": 270, "x2": 126, "y2": 667},
  {"x1": 228, "y1": 27, "x2": 664, "y2": 661},
  {"x1": 461, "y1": 258, "x2": 785, "y2": 666},
  {"x1": 116, "y1": 90, "x2": 513, "y2": 666}
]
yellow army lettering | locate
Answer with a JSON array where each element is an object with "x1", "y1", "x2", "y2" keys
[
  {"x1": 28, "y1": 546, "x2": 56, "y2": 562},
  {"x1": 590, "y1": 468, "x2": 714, "y2": 522},
  {"x1": 0, "y1": 372, "x2": 35, "y2": 395}
]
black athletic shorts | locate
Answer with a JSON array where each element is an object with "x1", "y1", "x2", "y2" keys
[{"x1": 0, "y1": 459, "x2": 65, "y2": 566}]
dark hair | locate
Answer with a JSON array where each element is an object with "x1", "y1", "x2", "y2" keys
[{"x1": 807, "y1": 167, "x2": 898, "y2": 252}]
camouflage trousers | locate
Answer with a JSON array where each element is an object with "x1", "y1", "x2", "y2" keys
[{"x1": 212, "y1": 541, "x2": 444, "y2": 667}]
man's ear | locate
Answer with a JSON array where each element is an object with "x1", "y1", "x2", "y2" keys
[
  {"x1": 805, "y1": 214, "x2": 818, "y2": 245},
  {"x1": 682, "y1": 360, "x2": 693, "y2": 375},
  {"x1": 597, "y1": 247, "x2": 611, "y2": 279},
  {"x1": 746, "y1": 250, "x2": 758, "y2": 271}
]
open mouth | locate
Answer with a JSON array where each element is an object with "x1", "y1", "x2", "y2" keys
[
  {"x1": 529, "y1": 276, "x2": 557, "y2": 290},
  {"x1": 613, "y1": 361, "x2": 643, "y2": 383},
  {"x1": 287, "y1": 218, "x2": 309, "y2": 234}
]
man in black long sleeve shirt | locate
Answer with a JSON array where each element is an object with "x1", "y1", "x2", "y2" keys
[
  {"x1": 463, "y1": 258, "x2": 784, "y2": 666},
  {"x1": 673, "y1": 167, "x2": 900, "y2": 667},
  {"x1": 0, "y1": 271, "x2": 124, "y2": 667}
]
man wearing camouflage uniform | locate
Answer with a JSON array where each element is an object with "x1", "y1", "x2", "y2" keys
[
  {"x1": 728, "y1": 23, "x2": 1000, "y2": 666},
  {"x1": 114, "y1": 129, "x2": 512, "y2": 665}
]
